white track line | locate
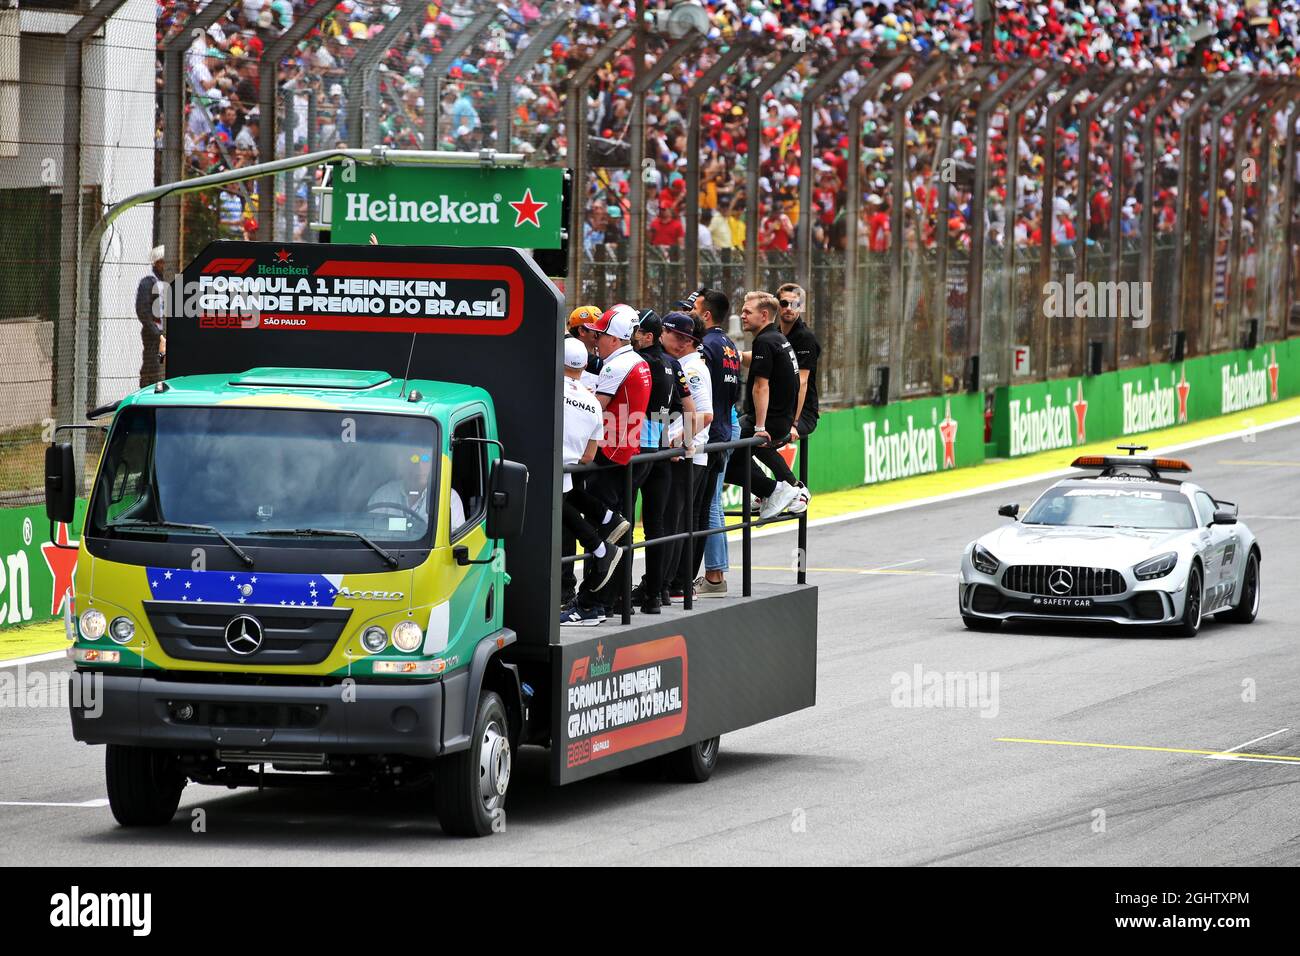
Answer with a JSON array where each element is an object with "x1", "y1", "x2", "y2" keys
[
  {"x1": 0, "y1": 799, "x2": 108, "y2": 808},
  {"x1": 0, "y1": 650, "x2": 66, "y2": 669},
  {"x1": 1204, "y1": 728, "x2": 1291, "y2": 761}
]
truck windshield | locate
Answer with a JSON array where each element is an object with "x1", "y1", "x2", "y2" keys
[{"x1": 88, "y1": 405, "x2": 439, "y2": 546}]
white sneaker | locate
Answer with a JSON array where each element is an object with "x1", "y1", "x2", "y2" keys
[
  {"x1": 760, "y1": 481, "x2": 800, "y2": 520},
  {"x1": 788, "y1": 483, "x2": 811, "y2": 514}
]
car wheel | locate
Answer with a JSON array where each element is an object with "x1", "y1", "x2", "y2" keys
[
  {"x1": 1170, "y1": 564, "x2": 1203, "y2": 637},
  {"x1": 434, "y1": 691, "x2": 510, "y2": 837},
  {"x1": 1216, "y1": 550, "x2": 1260, "y2": 624},
  {"x1": 661, "y1": 736, "x2": 721, "y2": 783},
  {"x1": 105, "y1": 745, "x2": 185, "y2": 827},
  {"x1": 962, "y1": 614, "x2": 1001, "y2": 632}
]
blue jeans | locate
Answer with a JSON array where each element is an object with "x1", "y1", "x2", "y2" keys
[{"x1": 704, "y1": 420, "x2": 740, "y2": 572}]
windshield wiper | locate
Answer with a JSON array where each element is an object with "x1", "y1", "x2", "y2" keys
[
  {"x1": 245, "y1": 528, "x2": 399, "y2": 568},
  {"x1": 113, "y1": 520, "x2": 254, "y2": 567}
]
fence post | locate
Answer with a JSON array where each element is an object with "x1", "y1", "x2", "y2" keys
[
  {"x1": 495, "y1": 14, "x2": 571, "y2": 153},
  {"x1": 1277, "y1": 94, "x2": 1300, "y2": 338},
  {"x1": 796, "y1": 51, "x2": 861, "y2": 294},
  {"x1": 423, "y1": 6, "x2": 500, "y2": 150},
  {"x1": 1226, "y1": 87, "x2": 1277, "y2": 347},
  {"x1": 565, "y1": 26, "x2": 635, "y2": 307},
  {"x1": 965, "y1": 63, "x2": 1027, "y2": 391},
  {"x1": 843, "y1": 55, "x2": 908, "y2": 405},
  {"x1": 684, "y1": 42, "x2": 751, "y2": 294},
  {"x1": 744, "y1": 49, "x2": 805, "y2": 296},
  {"x1": 1139, "y1": 77, "x2": 1193, "y2": 362},
  {"x1": 1168, "y1": 83, "x2": 1223, "y2": 359}
]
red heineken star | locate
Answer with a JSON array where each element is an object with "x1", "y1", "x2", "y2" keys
[
  {"x1": 509, "y1": 188, "x2": 547, "y2": 228},
  {"x1": 40, "y1": 522, "x2": 79, "y2": 616},
  {"x1": 1072, "y1": 381, "x2": 1088, "y2": 444},
  {"x1": 274, "y1": 248, "x2": 293, "y2": 263},
  {"x1": 1268, "y1": 348, "x2": 1280, "y2": 401},
  {"x1": 938, "y1": 399, "x2": 958, "y2": 469},
  {"x1": 1175, "y1": 366, "x2": 1191, "y2": 422}
]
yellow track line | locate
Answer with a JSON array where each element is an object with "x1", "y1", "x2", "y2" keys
[{"x1": 997, "y1": 737, "x2": 1300, "y2": 762}]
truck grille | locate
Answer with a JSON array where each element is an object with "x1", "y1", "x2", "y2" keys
[
  {"x1": 1001, "y1": 565, "x2": 1125, "y2": 597},
  {"x1": 144, "y1": 601, "x2": 352, "y2": 666}
]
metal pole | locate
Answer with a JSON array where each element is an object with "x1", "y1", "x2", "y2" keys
[
  {"x1": 1107, "y1": 74, "x2": 1161, "y2": 369},
  {"x1": 1001, "y1": 65, "x2": 1062, "y2": 380},
  {"x1": 684, "y1": 42, "x2": 751, "y2": 293},
  {"x1": 683, "y1": 460, "x2": 695, "y2": 611},
  {"x1": 741, "y1": 445, "x2": 752, "y2": 598},
  {"x1": 1227, "y1": 87, "x2": 1275, "y2": 347},
  {"x1": 1072, "y1": 74, "x2": 1126, "y2": 373},
  {"x1": 258, "y1": 0, "x2": 339, "y2": 241},
  {"x1": 1037, "y1": 71, "x2": 1096, "y2": 378},
  {"x1": 58, "y1": 0, "x2": 128, "y2": 462},
  {"x1": 887, "y1": 57, "x2": 945, "y2": 399},
  {"x1": 1278, "y1": 94, "x2": 1300, "y2": 336},
  {"x1": 1169, "y1": 83, "x2": 1221, "y2": 358},
  {"x1": 1140, "y1": 78, "x2": 1193, "y2": 361},
  {"x1": 744, "y1": 49, "x2": 805, "y2": 296},
  {"x1": 565, "y1": 28, "x2": 634, "y2": 307},
  {"x1": 621, "y1": 461, "x2": 633, "y2": 625},
  {"x1": 796, "y1": 51, "x2": 860, "y2": 293},
  {"x1": 796, "y1": 435, "x2": 807, "y2": 586},
  {"x1": 345, "y1": 0, "x2": 428, "y2": 151},
  {"x1": 496, "y1": 14, "x2": 571, "y2": 152},
  {"x1": 1197, "y1": 79, "x2": 1253, "y2": 355},
  {"x1": 843, "y1": 55, "x2": 908, "y2": 404},
  {"x1": 964, "y1": 63, "x2": 1024, "y2": 388},
  {"x1": 424, "y1": 6, "x2": 500, "y2": 149},
  {"x1": 630, "y1": 32, "x2": 708, "y2": 305}
]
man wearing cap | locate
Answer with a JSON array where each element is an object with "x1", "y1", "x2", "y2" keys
[
  {"x1": 565, "y1": 304, "x2": 650, "y2": 623},
  {"x1": 689, "y1": 288, "x2": 740, "y2": 596},
  {"x1": 135, "y1": 245, "x2": 167, "y2": 387},
  {"x1": 559, "y1": 338, "x2": 623, "y2": 625},
  {"x1": 660, "y1": 312, "x2": 714, "y2": 603},
  {"x1": 568, "y1": 305, "x2": 603, "y2": 392}
]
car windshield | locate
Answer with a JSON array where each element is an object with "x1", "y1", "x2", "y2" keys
[
  {"x1": 88, "y1": 405, "x2": 438, "y2": 545},
  {"x1": 1021, "y1": 485, "x2": 1196, "y2": 530}
]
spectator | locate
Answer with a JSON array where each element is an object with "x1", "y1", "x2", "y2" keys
[
  {"x1": 648, "y1": 203, "x2": 685, "y2": 248},
  {"x1": 135, "y1": 245, "x2": 167, "y2": 388}
]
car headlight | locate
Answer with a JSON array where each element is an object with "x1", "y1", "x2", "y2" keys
[
  {"x1": 361, "y1": 626, "x2": 388, "y2": 654},
  {"x1": 79, "y1": 609, "x2": 107, "y2": 640},
  {"x1": 972, "y1": 545, "x2": 1000, "y2": 576},
  {"x1": 108, "y1": 616, "x2": 135, "y2": 644},
  {"x1": 1134, "y1": 552, "x2": 1178, "y2": 581},
  {"x1": 392, "y1": 620, "x2": 423, "y2": 653}
]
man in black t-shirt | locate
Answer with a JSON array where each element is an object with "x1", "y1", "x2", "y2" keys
[
  {"x1": 776, "y1": 282, "x2": 821, "y2": 441},
  {"x1": 724, "y1": 291, "x2": 802, "y2": 520}
]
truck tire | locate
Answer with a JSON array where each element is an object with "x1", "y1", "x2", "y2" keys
[
  {"x1": 662, "y1": 736, "x2": 720, "y2": 783},
  {"x1": 105, "y1": 745, "x2": 185, "y2": 827},
  {"x1": 435, "y1": 691, "x2": 511, "y2": 837},
  {"x1": 1216, "y1": 550, "x2": 1260, "y2": 624}
]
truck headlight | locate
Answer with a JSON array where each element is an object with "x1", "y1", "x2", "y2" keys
[
  {"x1": 1134, "y1": 552, "x2": 1178, "y2": 581},
  {"x1": 972, "y1": 545, "x2": 1000, "y2": 576},
  {"x1": 108, "y1": 616, "x2": 135, "y2": 644},
  {"x1": 392, "y1": 620, "x2": 423, "y2": 653},
  {"x1": 361, "y1": 626, "x2": 388, "y2": 654},
  {"x1": 79, "y1": 609, "x2": 107, "y2": 640}
]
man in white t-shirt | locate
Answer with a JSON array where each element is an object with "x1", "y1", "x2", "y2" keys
[
  {"x1": 560, "y1": 338, "x2": 622, "y2": 623},
  {"x1": 660, "y1": 311, "x2": 714, "y2": 597}
]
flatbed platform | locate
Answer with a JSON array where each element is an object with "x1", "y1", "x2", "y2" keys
[{"x1": 549, "y1": 583, "x2": 817, "y2": 783}]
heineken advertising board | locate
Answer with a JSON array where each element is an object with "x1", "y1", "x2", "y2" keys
[
  {"x1": 993, "y1": 338, "x2": 1299, "y2": 458},
  {"x1": 0, "y1": 502, "x2": 86, "y2": 631},
  {"x1": 332, "y1": 165, "x2": 565, "y2": 249}
]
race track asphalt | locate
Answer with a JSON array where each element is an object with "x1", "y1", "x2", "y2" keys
[{"x1": 2, "y1": 423, "x2": 1297, "y2": 865}]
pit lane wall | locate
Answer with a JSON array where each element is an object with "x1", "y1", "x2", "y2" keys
[{"x1": 991, "y1": 338, "x2": 1300, "y2": 458}]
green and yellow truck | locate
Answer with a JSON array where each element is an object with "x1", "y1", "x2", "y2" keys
[{"x1": 53, "y1": 241, "x2": 817, "y2": 836}]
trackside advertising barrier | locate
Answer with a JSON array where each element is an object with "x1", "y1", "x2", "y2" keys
[
  {"x1": 0, "y1": 504, "x2": 87, "y2": 631},
  {"x1": 992, "y1": 338, "x2": 1300, "y2": 458}
]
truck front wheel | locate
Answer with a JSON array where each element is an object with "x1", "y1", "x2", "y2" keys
[
  {"x1": 105, "y1": 745, "x2": 186, "y2": 826},
  {"x1": 662, "y1": 736, "x2": 720, "y2": 783},
  {"x1": 435, "y1": 691, "x2": 511, "y2": 837}
]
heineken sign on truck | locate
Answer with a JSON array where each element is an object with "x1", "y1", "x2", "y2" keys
[{"x1": 332, "y1": 165, "x2": 565, "y2": 248}]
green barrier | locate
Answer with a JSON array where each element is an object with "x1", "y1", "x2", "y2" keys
[
  {"x1": 993, "y1": 337, "x2": 1298, "y2": 457},
  {"x1": 0, "y1": 501, "x2": 87, "y2": 630}
]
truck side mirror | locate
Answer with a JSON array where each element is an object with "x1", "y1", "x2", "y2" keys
[
  {"x1": 486, "y1": 459, "x2": 528, "y2": 541},
  {"x1": 45, "y1": 443, "x2": 76, "y2": 525},
  {"x1": 998, "y1": 503, "x2": 1019, "y2": 518}
]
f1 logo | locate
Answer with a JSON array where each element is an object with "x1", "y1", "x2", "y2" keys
[{"x1": 568, "y1": 657, "x2": 589, "y2": 685}]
